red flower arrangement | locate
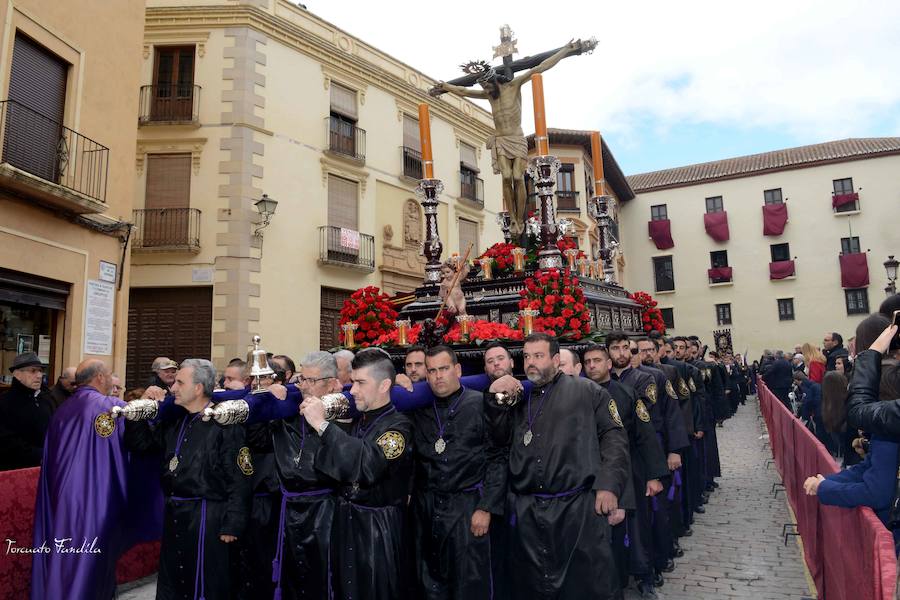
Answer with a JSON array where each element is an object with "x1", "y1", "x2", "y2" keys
[
  {"x1": 443, "y1": 319, "x2": 523, "y2": 344},
  {"x1": 518, "y1": 268, "x2": 592, "y2": 339},
  {"x1": 630, "y1": 291, "x2": 666, "y2": 334},
  {"x1": 556, "y1": 237, "x2": 587, "y2": 259},
  {"x1": 476, "y1": 242, "x2": 522, "y2": 276},
  {"x1": 373, "y1": 323, "x2": 423, "y2": 347},
  {"x1": 338, "y1": 286, "x2": 399, "y2": 347}
]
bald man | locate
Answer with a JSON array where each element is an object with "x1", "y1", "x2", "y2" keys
[
  {"x1": 31, "y1": 359, "x2": 163, "y2": 600},
  {"x1": 49, "y1": 366, "x2": 77, "y2": 410}
]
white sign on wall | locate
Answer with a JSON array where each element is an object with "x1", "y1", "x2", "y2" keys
[
  {"x1": 84, "y1": 280, "x2": 115, "y2": 355},
  {"x1": 99, "y1": 260, "x2": 117, "y2": 284},
  {"x1": 192, "y1": 267, "x2": 214, "y2": 283}
]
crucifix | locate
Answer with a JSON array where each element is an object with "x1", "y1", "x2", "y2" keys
[{"x1": 430, "y1": 26, "x2": 596, "y2": 239}]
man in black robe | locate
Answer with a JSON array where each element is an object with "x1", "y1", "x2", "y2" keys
[
  {"x1": 583, "y1": 343, "x2": 666, "y2": 599},
  {"x1": 302, "y1": 348, "x2": 414, "y2": 600},
  {"x1": 486, "y1": 332, "x2": 630, "y2": 599},
  {"x1": 125, "y1": 358, "x2": 253, "y2": 600},
  {"x1": 410, "y1": 345, "x2": 505, "y2": 599},
  {"x1": 685, "y1": 340, "x2": 723, "y2": 491}
]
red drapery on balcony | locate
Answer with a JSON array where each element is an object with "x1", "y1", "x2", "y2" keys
[
  {"x1": 707, "y1": 266, "x2": 733, "y2": 282},
  {"x1": 832, "y1": 192, "x2": 859, "y2": 209},
  {"x1": 769, "y1": 260, "x2": 795, "y2": 279},
  {"x1": 840, "y1": 252, "x2": 870, "y2": 288},
  {"x1": 703, "y1": 211, "x2": 729, "y2": 241},
  {"x1": 762, "y1": 203, "x2": 788, "y2": 236},
  {"x1": 647, "y1": 219, "x2": 674, "y2": 249}
]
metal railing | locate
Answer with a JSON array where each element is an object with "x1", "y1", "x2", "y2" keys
[
  {"x1": 139, "y1": 84, "x2": 201, "y2": 123},
  {"x1": 402, "y1": 146, "x2": 423, "y2": 179},
  {"x1": 0, "y1": 99, "x2": 108, "y2": 203},
  {"x1": 318, "y1": 225, "x2": 374, "y2": 270},
  {"x1": 132, "y1": 208, "x2": 201, "y2": 251},
  {"x1": 326, "y1": 116, "x2": 366, "y2": 161},
  {"x1": 557, "y1": 190, "x2": 580, "y2": 211},
  {"x1": 460, "y1": 169, "x2": 484, "y2": 205}
]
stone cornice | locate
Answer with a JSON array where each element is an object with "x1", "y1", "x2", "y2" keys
[{"x1": 144, "y1": 4, "x2": 496, "y2": 143}]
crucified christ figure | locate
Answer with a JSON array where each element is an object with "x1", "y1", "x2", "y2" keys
[{"x1": 430, "y1": 38, "x2": 595, "y2": 238}]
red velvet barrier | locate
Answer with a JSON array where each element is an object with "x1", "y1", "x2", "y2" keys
[
  {"x1": 0, "y1": 467, "x2": 160, "y2": 598},
  {"x1": 762, "y1": 203, "x2": 789, "y2": 236},
  {"x1": 647, "y1": 219, "x2": 675, "y2": 249},
  {"x1": 703, "y1": 211, "x2": 730, "y2": 241},
  {"x1": 758, "y1": 382, "x2": 897, "y2": 600},
  {"x1": 840, "y1": 252, "x2": 870, "y2": 288}
]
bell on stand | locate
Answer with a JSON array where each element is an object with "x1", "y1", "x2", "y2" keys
[{"x1": 247, "y1": 334, "x2": 274, "y2": 394}]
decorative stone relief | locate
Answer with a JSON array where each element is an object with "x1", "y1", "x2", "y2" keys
[
  {"x1": 404, "y1": 199, "x2": 422, "y2": 246},
  {"x1": 611, "y1": 309, "x2": 621, "y2": 331}
]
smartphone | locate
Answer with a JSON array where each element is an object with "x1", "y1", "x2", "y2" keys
[{"x1": 893, "y1": 310, "x2": 900, "y2": 328}]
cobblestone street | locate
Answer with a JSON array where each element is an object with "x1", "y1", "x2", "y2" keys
[
  {"x1": 118, "y1": 396, "x2": 816, "y2": 600},
  {"x1": 624, "y1": 395, "x2": 815, "y2": 599}
]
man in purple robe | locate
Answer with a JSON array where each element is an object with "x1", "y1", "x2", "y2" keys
[{"x1": 31, "y1": 358, "x2": 163, "y2": 600}]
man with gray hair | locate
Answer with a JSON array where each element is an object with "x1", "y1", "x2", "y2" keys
[
  {"x1": 301, "y1": 351, "x2": 348, "y2": 431},
  {"x1": 126, "y1": 358, "x2": 253, "y2": 600},
  {"x1": 333, "y1": 349, "x2": 355, "y2": 387}
]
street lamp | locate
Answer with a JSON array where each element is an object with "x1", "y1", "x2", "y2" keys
[
  {"x1": 253, "y1": 193, "x2": 278, "y2": 236},
  {"x1": 885, "y1": 255, "x2": 899, "y2": 296}
]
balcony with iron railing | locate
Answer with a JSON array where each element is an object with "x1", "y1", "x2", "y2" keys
[
  {"x1": 460, "y1": 169, "x2": 484, "y2": 206},
  {"x1": 401, "y1": 146, "x2": 423, "y2": 180},
  {"x1": 0, "y1": 99, "x2": 109, "y2": 213},
  {"x1": 139, "y1": 84, "x2": 201, "y2": 125},
  {"x1": 325, "y1": 116, "x2": 366, "y2": 163},
  {"x1": 131, "y1": 208, "x2": 201, "y2": 253},
  {"x1": 318, "y1": 225, "x2": 375, "y2": 271}
]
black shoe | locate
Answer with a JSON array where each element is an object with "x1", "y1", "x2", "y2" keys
[
  {"x1": 712, "y1": 481, "x2": 720, "y2": 488},
  {"x1": 695, "y1": 505, "x2": 706, "y2": 514},
  {"x1": 662, "y1": 559, "x2": 675, "y2": 573},
  {"x1": 673, "y1": 542, "x2": 685, "y2": 557},
  {"x1": 653, "y1": 573, "x2": 665, "y2": 587},
  {"x1": 701, "y1": 492, "x2": 710, "y2": 503},
  {"x1": 637, "y1": 582, "x2": 659, "y2": 599},
  {"x1": 705, "y1": 484, "x2": 715, "y2": 492},
  {"x1": 682, "y1": 528, "x2": 693, "y2": 537}
]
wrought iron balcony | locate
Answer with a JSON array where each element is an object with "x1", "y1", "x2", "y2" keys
[
  {"x1": 325, "y1": 116, "x2": 366, "y2": 162},
  {"x1": 139, "y1": 84, "x2": 201, "y2": 124},
  {"x1": 557, "y1": 190, "x2": 580, "y2": 211},
  {"x1": 402, "y1": 146, "x2": 423, "y2": 180},
  {"x1": 318, "y1": 225, "x2": 374, "y2": 271},
  {"x1": 460, "y1": 169, "x2": 484, "y2": 205},
  {"x1": 131, "y1": 208, "x2": 201, "y2": 252},
  {"x1": 0, "y1": 99, "x2": 109, "y2": 209}
]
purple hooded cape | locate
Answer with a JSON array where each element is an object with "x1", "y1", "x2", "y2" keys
[{"x1": 30, "y1": 386, "x2": 164, "y2": 600}]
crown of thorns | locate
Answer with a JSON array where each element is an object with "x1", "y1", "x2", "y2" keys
[{"x1": 460, "y1": 60, "x2": 492, "y2": 75}]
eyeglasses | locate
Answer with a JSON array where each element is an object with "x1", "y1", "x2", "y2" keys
[{"x1": 298, "y1": 375, "x2": 333, "y2": 385}]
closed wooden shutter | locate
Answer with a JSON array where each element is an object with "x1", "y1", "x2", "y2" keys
[
  {"x1": 327, "y1": 175, "x2": 358, "y2": 230},
  {"x1": 459, "y1": 142, "x2": 478, "y2": 171},
  {"x1": 152, "y1": 46, "x2": 195, "y2": 120},
  {"x1": 126, "y1": 287, "x2": 212, "y2": 390},
  {"x1": 403, "y1": 115, "x2": 421, "y2": 150},
  {"x1": 330, "y1": 83, "x2": 357, "y2": 119},
  {"x1": 4, "y1": 33, "x2": 68, "y2": 181},
  {"x1": 320, "y1": 287, "x2": 352, "y2": 350},
  {"x1": 458, "y1": 218, "x2": 479, "y2": 256},
  {"x1": 144, "y1": 154, "x2": 191, "y2": 246}
]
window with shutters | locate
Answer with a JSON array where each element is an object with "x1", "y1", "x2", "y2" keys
[
  {"x1": 764, "y1": 188, "x2": 783, "y2": 204},
  {"x1": 840, "y1": 236, "x2": 860, "y2": 255},
  {"x1": 557, "y1": 164, "x2": 578, "y2": 211},
  {"x1": 844, "y1": 288, "x2": 869, "y2": 315},
  {"x1": 705, "y1": 196, "x2": 724, "y2": 213},
  {"x1": 320, "y1": 287, "x2": 353, "y2": 350},
  {"x1": 151, "y1": 46, "x2": 195, "y2": 121},
  {"x1": 715, "y1": 303, "x2": 732, "y2": 325},
  {"x1": 142, "y1": 154, "x2": 192, "y2": 246},
  {"x1": 459, "y1": 142, "x2": 481, "y2": 203},
  {"x1": 3, "y1": 33, "x2": 69, "y2": 183},
  {"x1": 326, "y1": 175, "x2": 360, "y2": 262},
  {"x1": 458, "y1": 218, "x2": 479, "y2": 257},
  {"x1": 402, "y1": 115, "x2": 422, "y2": 179},
  {"x1": 650, "y1": 204, "x2": 668, "y2": 221},
  {"x1": 328, "y1": 83, "x2": 364, "y2": 160},
  {"x1": 833, "y1": 177, "x2": 858, "y2": 212},
  {"x1": 777, "y1": 298, "x2": 795, "y2": 321},
  {"x1": 653, "y1": 256, "x2": 675, "y2": 292}
]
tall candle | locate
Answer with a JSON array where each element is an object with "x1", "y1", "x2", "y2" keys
[
  {"x1": 418, "y1": 103, "x2": 434, "y2": 178},
  {"x1": 590, "y1": 131, "x2": 604, "y2": 196},
  {"x1": 531, "y1": 74, "x2": 549, "y2": 155}
]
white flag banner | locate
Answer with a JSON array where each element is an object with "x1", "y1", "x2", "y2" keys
[{"x1": 340, "y1": 227, "x2": 360, "y2": 250}]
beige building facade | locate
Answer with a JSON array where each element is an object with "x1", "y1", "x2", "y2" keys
[
  {"x1": 621, "y1": 138, "x2": 900, "y2": 357},
  {"x1": 129, "y1": 0, "x2": 503, "y2": 385},
  {"x1": 0, "y1": 0, "x2": 144, "y2": 383}
]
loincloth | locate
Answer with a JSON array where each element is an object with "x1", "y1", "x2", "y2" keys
[{"x1": 486, "y1": 135, "x2": 528, "y2": 174}]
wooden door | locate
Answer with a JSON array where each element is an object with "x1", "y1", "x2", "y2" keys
[
  {"x1": 152, "y1": 47, "x2": 195, "y2": 121},
  {"x1": 320, "y1": 287, "x2": 352, "y2": 350}
]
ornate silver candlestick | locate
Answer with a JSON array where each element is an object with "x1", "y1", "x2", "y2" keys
[
  {"x1": 588, "y1": 194, "x2": 617, "y2": 282},
  {"x1": 527, "y1": 155, "x2": 563, "y2": 270},
  {"x1": 416, "y1": 178, "x2": 444, "y2": 284}
]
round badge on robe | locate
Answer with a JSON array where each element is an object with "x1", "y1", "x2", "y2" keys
[
  {"x1": 237, "y1": 446, "x2": 254, "y2": 476},
  {"x1": 688, "y1": 378, "x2": 697, "y2": 393},
  {"x1": 608, "y1": 399, "x2": 623, "y2": 428},
  {"x1": 94, "y1": 412, "x2": 116, "y2": 438},
  {"x1": 377, "y1": 431, "x2": 405, "y2": 460},
  {"x1": 677, "y1": 378, "x2": 691, "y2": 398},
  {"x1": 665, "y1": 380, "x2": 677, "y2": 400},
  {"x1": 635, "y1": 399, "x2": 651, "y2": 423},
  {"x1": 645, "y1": 383, "x2": 658, "y2": 405}
]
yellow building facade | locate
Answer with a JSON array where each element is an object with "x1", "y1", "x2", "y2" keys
[
  {"x1": 0, "y1": 0, "x2": 144, "y2": 382},
  {"x1": 621, "y1": 138, "x2": 900, "y2": 356},
  {"x1": 129, "y1": 0, "x2": 503, "y2": 385}
]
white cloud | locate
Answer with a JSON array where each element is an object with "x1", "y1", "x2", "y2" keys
[{"x1": 308, "y1": 0, "x2": 900, "y2": 141}]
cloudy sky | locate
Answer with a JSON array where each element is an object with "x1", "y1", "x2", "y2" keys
[{"x1": 308, "y1": 0, "x2": 900, "y2": 175}]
